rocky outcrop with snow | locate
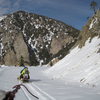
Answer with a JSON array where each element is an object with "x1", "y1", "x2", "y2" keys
[
  {"x1": 78, "y1": 10, "x2": 100, "y2": 48},
  {"x1": 45, "y1": 10, "x2": 100, "y2": 86},
  {"x1": 0, "y1": 11, "x2": 79, "y2": 66}
]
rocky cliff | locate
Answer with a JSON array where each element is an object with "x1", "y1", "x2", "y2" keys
[
  {"x1": 77, "y1": 10, "x2": 100, "y2": 48},
  {"x1": 0, "y1": 11, "x2": 79, "y2": 66}
]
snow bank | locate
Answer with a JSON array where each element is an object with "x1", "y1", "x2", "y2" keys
[
  {"x1": 0, "y1": 16, "x2": 6, "y2": 21},
  {"x1": 45, "y1": 37, "x2": 100, "y2": 86}
]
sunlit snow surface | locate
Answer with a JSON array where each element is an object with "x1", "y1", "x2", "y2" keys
[
  {"x1": 0, "y1": 66, "x2": 100, "y2": 100},
  {"x1": 0, "y1": 37, "x2": 100, "y2": 100},
  {"x1": 45, "y1": 37, "x2": 100, "y2": 86}
]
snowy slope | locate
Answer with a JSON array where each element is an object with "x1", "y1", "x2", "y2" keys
[
  {"x1": 0, "y1": 66, "x2": 100, "y2": 100},
  {"x1": 45, "y1": 36, "x2": 100, "y2": 86}
]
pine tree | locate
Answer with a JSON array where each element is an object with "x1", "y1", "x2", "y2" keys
[{"x1": 19, "y1": 56, "x2": 24, "y2": 66}]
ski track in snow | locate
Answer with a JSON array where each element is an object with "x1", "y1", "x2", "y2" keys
[
  {"x1": 19, "y1": 81, "x2": 56, "y2": 100},
  {"x1": 19, "y1": 81, "x2": 32, "y2": 100},
  {"x1": 27, "y1": 83, "x2": 56, "y2": 100},
  {"x1": 1, "y1": 67, "x2": 100, "y2": 100},
  {"x1": 21, "y1": 86, "x2": 32, "y2": 100}
]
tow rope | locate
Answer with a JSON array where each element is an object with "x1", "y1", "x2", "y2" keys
[{"x1": 3, "y1": 84, "x2": 39, "y2": 100}]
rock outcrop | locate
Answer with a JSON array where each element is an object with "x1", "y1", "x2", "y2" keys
[{"x1": 0, "y1": 11, "x2": 79, "y2": 66}]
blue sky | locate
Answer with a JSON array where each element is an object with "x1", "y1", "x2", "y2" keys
[{"x1": 0, "y1": 0, "x2": 100, "y2": 30}]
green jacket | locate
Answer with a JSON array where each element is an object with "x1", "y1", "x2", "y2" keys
[{"x1": 21, "y1": 68, "x2": 29, "y2": 75}]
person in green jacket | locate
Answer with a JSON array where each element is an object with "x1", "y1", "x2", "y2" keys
[{"x1": 19, "y1": 66, "x2": 30, "y2": 80}]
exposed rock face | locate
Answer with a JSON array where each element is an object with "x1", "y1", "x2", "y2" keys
[
  {"x1": 0, "y1": 11, "x2": 79, "y2": 66},
  {"x1": 48, "y1": 57, "x2": 59, "y2": 66},
  {"x1": 0, "y1": 28, "x2": 29, "y2": 65},
  {"x1": 50, "y1": 34, "x2": 74, "y2": 54},
  {"x1": 13, "y1": 33, "x2": 30, "y2": 65},
  {"x1": 77, "y1": 10, "x2": 100, "y2": 48}
]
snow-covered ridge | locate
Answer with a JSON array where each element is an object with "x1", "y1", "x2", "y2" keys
[
  {"x1": 89, "y1": 10, "x2": 100, "y2": 30},
  {"x1": 45, "y1": 36, "x2": 100, "y2": 86},
  {"x1": 89, "y1": 17, "x2": 98, "y2": 29},
  {"x1": 0, "y1": 16, "x2": 6, "y2": 21}
]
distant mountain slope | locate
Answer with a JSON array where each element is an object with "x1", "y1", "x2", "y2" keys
[
  {"x1": 45, "y1": 10, "x2": 100, "y2": 86},
  {"x1": 0, "y1": 11, "x2": 79, "y2": 66}
]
